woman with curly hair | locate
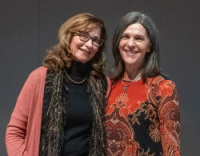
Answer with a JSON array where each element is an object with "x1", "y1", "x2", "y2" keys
[{"x1": 6, "y1": 13, "x2": 111, "y2": 156}]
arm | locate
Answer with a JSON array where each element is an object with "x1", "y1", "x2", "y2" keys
[
  {"x1": 5, "y1": 71, "x2": 36, "y2": 156},
  {"x1": 158, "y1": 80, "x2": 181, "y2": 156}
]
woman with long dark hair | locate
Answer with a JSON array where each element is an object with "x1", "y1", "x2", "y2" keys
[
  {"x1": 105, "y1": 12, "x2": 180, "y2": 156},
  {"x1": 6, "y1": 13, "x2": 111, "y2": 156}
]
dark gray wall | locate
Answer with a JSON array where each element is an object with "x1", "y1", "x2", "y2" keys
[{"x1": 1, "y1": 0, "x2": 200, "y2": 155}]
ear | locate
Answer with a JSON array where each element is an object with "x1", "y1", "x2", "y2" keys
[
  {"x1": 147, "y1": 46, "x2": 150, "y2": 53},
  {"x1": 147, "y1": 47, "x2": 150, "y2": 53}
]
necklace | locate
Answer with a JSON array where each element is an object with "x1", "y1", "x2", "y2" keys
[
  {"x1": 122, "y1": 75, "x2": 141, "y2": 96},
  {"x1": 65, "y1": 71, "x2": 86, "y2": 84}
]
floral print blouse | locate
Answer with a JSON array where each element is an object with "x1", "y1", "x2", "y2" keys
[{"x1": 105, "y1": 76, "x2": 180, "y2": 156}]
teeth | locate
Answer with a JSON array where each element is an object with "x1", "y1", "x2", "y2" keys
[{"x1": 126, "y1": 51, "x2": 137, "y2": 54}]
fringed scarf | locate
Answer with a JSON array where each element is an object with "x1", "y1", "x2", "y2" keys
[{"x1": 41, "y1": 69, "x2": 107, "y2": 156}]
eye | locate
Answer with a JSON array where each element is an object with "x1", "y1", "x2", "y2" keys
[
  {"x1": 121, "y1": 34, "x2": 129, "y2": 39},
  {"x1": 80, "y1": 32, "x2": 89, "y2": 38},
  {"x1": 92, "y1": 37, "x2": 100, "y2": 43},
  {"x1": 135, "y1": 36, "x2": 144, "y2": 41}
]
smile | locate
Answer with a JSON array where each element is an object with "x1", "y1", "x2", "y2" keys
[
  {"x1": 124, "y1": 50, "x2": 138, "y2": 55},
  {"x1": 80, "y1": 48, "x2": 90, "y2": 55}
]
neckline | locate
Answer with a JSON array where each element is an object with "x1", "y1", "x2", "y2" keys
[
  {"x1": 120, "y1": 78, "x2": 141, "y2": 84},
  {"x1": 66, "y1": 61, "x2": 88, "y2": 79}
]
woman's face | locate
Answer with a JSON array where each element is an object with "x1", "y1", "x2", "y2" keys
[
  {"x1": 119, "y1": 23, "x2": 150, "y2": 69},
  {"x1": 70, "y1": 26, "x2": 101, "y2": 63}
]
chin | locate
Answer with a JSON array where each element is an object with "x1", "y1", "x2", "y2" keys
[
  {"x1": 124, "y1": 59, "x2": 137, "y2": 65},
  {"x1": 77, "y1": 58, "x2": 89, "y2": 64}
]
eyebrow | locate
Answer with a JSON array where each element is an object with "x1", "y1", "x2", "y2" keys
[
  {"x1": 89, "y1": 35, "x2": 101, "y2": 40},
  {"x1": 122, "y1": 33, "x2": 145, "y2": 37},
  {"x1": 135, "y1": 34, "x2": 145, "y2": 38},
  {"x1": 82, "y1": 31, "x2": 100, "y2": 39}
]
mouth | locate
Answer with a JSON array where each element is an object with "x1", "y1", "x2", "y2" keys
[
  {"x1": 124, "y1": 49, "x2": 138, "y2": 55},
  {"x1": 80, "y1": 48, "x2": 90, "y2": 55}
]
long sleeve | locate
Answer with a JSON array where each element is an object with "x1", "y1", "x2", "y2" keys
[
  {"x1": 5, "y1": 72, "x2": 36, "y2": 156},
  {"x1": 5, "y1": 67, "x2": 46, "y2": 156},
  {"x1": 158, "y1": 80, "x2": 181, "y2": 156}
]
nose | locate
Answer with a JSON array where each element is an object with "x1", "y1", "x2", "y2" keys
[
  {"x1": 85, "y1": 38, "x2": 93, "y2": 48},
  {"x1": 127, "y1": 38, "x2": 135, "y2": 48}
]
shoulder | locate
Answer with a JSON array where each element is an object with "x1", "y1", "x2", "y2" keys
[
  {"x1": 149, "y1": 75, "x2": 178, "y2": 100},
  {"x1": 28, "y1": 66, "x2": 47, "y2": 79},
  {"x1": 155, "y1": 75, "x2": 176, "y2": 90},
  {"x1": 147, "y1": 75, "x2": 176, "y2": 87},
  {"x1": 29, "y1": 66, "x2": 47, "y2": 77},
  {"x1": 25, "y1": 66, "x2": 47, "y2": 86}
]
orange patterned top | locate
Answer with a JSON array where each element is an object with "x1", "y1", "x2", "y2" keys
[{"x1": 105, "y1": 76, "x2": 181, "y2": 156}]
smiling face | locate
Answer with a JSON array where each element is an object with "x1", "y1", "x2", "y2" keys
[
  {"x1": 119, "y1": 23, "x2": 150, "y2": 69},
  {"x1": 70, "y1": 26, "x2": 101, "y2": 63}
]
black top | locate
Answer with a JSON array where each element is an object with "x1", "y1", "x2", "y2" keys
[{"x1": 39, "y1": 61, "x2": 93, "y2": 156}]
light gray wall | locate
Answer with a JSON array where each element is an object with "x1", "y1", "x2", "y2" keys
[{"x1": 1, "y1": 0, "x2": 200, "y2": 155}]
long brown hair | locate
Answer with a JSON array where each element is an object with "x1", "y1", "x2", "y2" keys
[
  {"x1": 43, "y1": 13, "x2": 107, "y2": 77},
  {"x1": 110, "y1": 12, "x2": 160, "y2": 84}
]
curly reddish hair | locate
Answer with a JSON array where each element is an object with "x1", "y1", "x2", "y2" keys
[{"x1": 43, "y1": 13, "x2": 107, "y2": 77}]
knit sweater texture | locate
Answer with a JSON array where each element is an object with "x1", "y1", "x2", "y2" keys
[{"x1": 5, "y1": 66, "x2": 111, "y2": 156}]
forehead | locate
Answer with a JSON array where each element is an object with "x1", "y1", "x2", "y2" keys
[
  {"x1": 86, "y1": 25, "x2": 101, "y2": 37},
  {"x1": 123, "y1": 23, "x2": 147, "y2": 35}
]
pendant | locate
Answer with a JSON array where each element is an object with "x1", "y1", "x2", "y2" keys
[{"x1": 123, "y1": 86, "x2": 127, "y2": 96}]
